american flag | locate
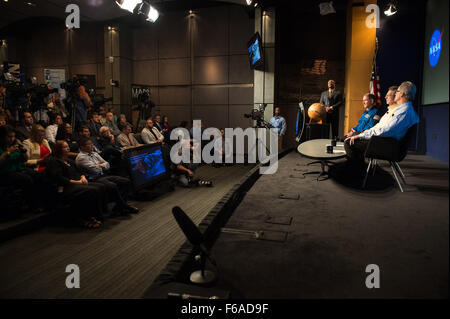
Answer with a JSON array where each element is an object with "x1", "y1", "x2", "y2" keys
[{"x1": 369, "y1": 38, "x2": 382, "y2": 107}]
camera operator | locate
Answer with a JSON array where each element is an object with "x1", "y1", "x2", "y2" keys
[{"x1": 0, "y1": 125, "x2": 41, "y2": 210}]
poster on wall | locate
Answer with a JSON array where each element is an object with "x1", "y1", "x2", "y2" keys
[
  {"x1": 131, "y1": 84, "x2": 152, "y2": 105},
  {"x1": 44, "y1": 68, "x2": 66, "y2": 97},
  {"x1": 3, "y1": 62, "x2": 21, "y2": 82}
]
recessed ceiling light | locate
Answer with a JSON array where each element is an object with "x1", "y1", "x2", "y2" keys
[{"x1": 26, "y1": 2, "x2": 36, "y2": 7}]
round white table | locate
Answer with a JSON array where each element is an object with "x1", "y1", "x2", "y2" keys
[{"x1": 297, "y1": 139, "x2": 347, "y2": 180}]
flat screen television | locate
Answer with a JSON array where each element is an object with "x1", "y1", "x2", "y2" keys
[
  {"x1": 124, "y1": 143, "x2": 169, "y2": 191},
  {"x1": 247, "y1": 32, "x2": 264, "y2": 70}
]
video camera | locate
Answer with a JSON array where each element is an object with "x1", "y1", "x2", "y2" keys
[
  {"x1": 244, "y1": 103, "x2": 270, "y2": 128},
  {"x1": 60, "y1": 76, "x2": 85, "y2": 96},
  {"x1": 91, "y1": 94, "x2": 113, "y2": 108}
]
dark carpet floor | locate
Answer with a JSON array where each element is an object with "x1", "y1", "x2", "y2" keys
[
  {"x1": 208, "y1": 152, "x2": 449, "y2": 298},
  {"x1": 0, "y1": 164, "x2": 254, "y2": 298}
]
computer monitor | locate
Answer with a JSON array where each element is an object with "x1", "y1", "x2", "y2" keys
[{"x1": 124, "y1": 143, "x2": 169, "y2": 191}]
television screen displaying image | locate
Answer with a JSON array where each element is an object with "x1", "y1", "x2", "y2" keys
[
  {"x1": 247, "y1": 32, "x2": 264, "y2": 70},
  {"x1": 125, "y1": 144, "x2": 168, "y2": 190}
]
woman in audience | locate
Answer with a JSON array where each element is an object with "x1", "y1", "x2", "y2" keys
[
  {"x1": 0, "y1": 125, "x2": 40, "y2": 210},
  {"x1": 162, "y1": 115, "x2": 171, "y2": 142},
  {"x1": 55, "y1": 123, "x2": 79, "y2": 159},
  {"x1": 46, "y1": 141, "x2": 106, "y2": 228},
  {"x1": 23, "y1": 124, "x2": 51, "y2": 172}
]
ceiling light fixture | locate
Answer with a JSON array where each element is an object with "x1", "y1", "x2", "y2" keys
[
  {"x1": 384, "y1": 3, "x2": 398, "y2": 16},
  {"x1": 137, "y1": 2, "x2": 159, "y2": 22},
  {"x1": 246, "y1": 0, "x2": 253, "y2": 5},
  {"x1": 115, "y1": 0, "x2": 142, "y2": 13}
]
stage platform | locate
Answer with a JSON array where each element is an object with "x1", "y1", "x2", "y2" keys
[
  {"x1": 0, "y1": 164, "x2": 254, "y2": 298},
  {"x1": 147, "y1": 152, "x2": 449, "y2": 299}
]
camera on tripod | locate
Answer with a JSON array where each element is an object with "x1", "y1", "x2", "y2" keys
[
  {"x1": 244, "y1": 103, "x2": 270, "y2": 128},
  {"x1": 60, "y1": 77, "x2": 84, "y2": 96}
]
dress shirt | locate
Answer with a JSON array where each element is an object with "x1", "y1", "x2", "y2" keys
[
  {"x1": 75, "y1": 151, "x2": 110, "y2": 179},
  {"x1": 359, "y1": 102, "x2": 419, "y2": 140},
  {"x1": 45, "y1": 124, "x2": 59, "y2": 143},
  {"x1": 269, "y1": 116, "x2": 287, "y2": 136}
]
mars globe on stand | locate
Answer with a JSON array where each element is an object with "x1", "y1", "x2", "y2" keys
[{"x1": 308, "y1": 103, "x2": 326, "y2": 124}]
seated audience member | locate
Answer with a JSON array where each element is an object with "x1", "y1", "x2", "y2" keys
[
  {"x1": 23, "y1": 124, "x2": 51, "y2": 172},
  {"x1": 87, "y1": 112, "x2": 102, "y2": 138},
  {"x1": 373, "y1": 86, "x2": 399, "y2": 128},
  {"x1": 78, "y1": 125, "x2": 101, "y2": 153},
  {"x1": 117, "y1": 123, "x2": 142, "y2": 148},
  {"x1": 55, "y1": 123, "x2": 79, "y2": 159},
  {"x1": 118, "y1": 113, "x2": 132, "y2": 129},
  {"x1": 104, "y1": 111, "x2": 121, "y2": 136},
  {"x1": 76, "y1": 137, "x2": 139, "y2": 215},
  {"x1": 98, "y1": 106, "x2": 107, "y2": 125},
  {"x1": 346, "y1": 94, "x2": 378, "y2": 137},
  {"x1": 153, "y1": 114, "x2": 164, "y2": 132},
  {"x1": 344, "y1": 81, "x2": 419, "y2": 167},
  {"x1": 98, "y1": 126, "x2": 127, "y2": 175},
  {"x1": 48, "y1": 93, "x2": 68, "y2": 119},
  {"x1": 170, "y1": 139, "x2": 211, "y2": 187},
  {"x1": 45, "y1": 113, "x2": 63, "y2": 144},
  {"x1": 15, "y1": 111, "x2": 34, "y2": 141},
  {"x1": 0, "y1": 113, "x2": 7, "y2": 127},
  {"x1": 46, "y1": 141, "x2": 107, "y2": 228},
  {"x1": 214, "y1": 128, "x2": 233, "y2": 166},
  {"x1": 162, "y1": 115, "x2": 171, "y2": 141},
  {"x1": 0, "y1": 125, "x2": 40, "y2": 209},
  {"x1": 141, "y1": 119, "x2": 164, "y2": 144}
]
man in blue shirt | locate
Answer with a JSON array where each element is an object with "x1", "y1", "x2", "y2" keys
[
  {"x1": 269, "y1": 106, "x2": 286, "y2": 152},
  {"x1": 344, "y1": 81, "x2": 419, "y2": 167},
  {"x1": 346, "y1": 94, "x2": 378, "y2": 137}
]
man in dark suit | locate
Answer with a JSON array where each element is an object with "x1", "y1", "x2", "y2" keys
[
  {"x1": 87, "y1": 112, "x2": 102, "y2": 138},
  {"x1": 320, "y1": 79, "x2": 343, "y2": 139},
  {"x1": 15, "y1": 111, "x2": 34, "y2": 141}
]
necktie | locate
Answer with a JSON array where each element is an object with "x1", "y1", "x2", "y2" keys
[
  {"x1": 150, "y1": 128, "x2": 158, "y2": 140},
  {"x1": 127, "y1": 135, "x2": 133, "y2": 146}
]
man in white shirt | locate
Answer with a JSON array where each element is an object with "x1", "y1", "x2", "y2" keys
[
  {"x1": 45, "y1": 114, "x2": 63, "y2": 144},
  {"x1": 75, "y1": 137, "x2": 139, "y2": 215},
  {"x1": 141, "y1": 119, "x2": 164, "y2": 144},
  {"x1": 344, "y1": 81, "x2": 419, "y2": 166}
]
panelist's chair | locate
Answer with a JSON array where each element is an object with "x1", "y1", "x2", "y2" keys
[{"x1": 362, "y1": 124, "x2": 417, "y2": 192}]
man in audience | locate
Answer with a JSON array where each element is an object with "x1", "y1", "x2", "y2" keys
[
  {"x1": 141, "y1": 119, "x2": 164, "y2": 144},
  {"x1": 78, "y1": 125, "x2": 101, "y2": 153},
  {"x1": 153, "y1": 114, "x2": 163, "y2": 132},
  {"x1": 15, "y1": 111, "x2": 34, "y2": 141},
  {"x1": 0, "y1": 113, "x2": 7, "y2": 127},
  {"x1": 346, "y1": 94, "x2": 378, "y2": 138},
  {"x1": 98, "y1": 106, "x2": 107, "y2": 125},
  {"x1": 117, "y1": 123, "x2": 142, "y2": 149},
  {"x1": 87, "y1": 112, "x2": 102, "y2": 138},
  {"x1": 98, "y1": 126, "x2": 127, "y2": 176},
  {"x1": 45, "y1": 113, "x2": 63, "y2": 144},
  {"x1": 76, "y1": 137, "x2": 139, "y2": 215},
  {"x1": 344, "y1": 81, "x2": 419, "y2": 168},
  {"x1": 104, "y1": 111, "x2": 121, "y2": 136}
]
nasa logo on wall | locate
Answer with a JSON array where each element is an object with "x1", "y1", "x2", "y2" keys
[{"x1": 429, "y1": 29, "x2": 443, "y2": 68}]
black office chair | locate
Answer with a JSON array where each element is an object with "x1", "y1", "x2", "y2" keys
[{"x1": 362, "y1": 124, "x2": 417, "y2": 192}]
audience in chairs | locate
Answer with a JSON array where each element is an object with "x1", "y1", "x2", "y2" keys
[
  {"x1": 87, "y1": 112, "x2": 102, "y2": 138},
  {"x1": 104, "y1": 111, "x2": 121, "y2": 136},
  {"x1": 23, "y1": 124, "x2": 52, "y2": 172},
  {"x1": 76, "y1": 137, "x2": 139, "y2": 216},
  {"x1": 46, "y1": 141, "x2": 108, "y2": 228},
  {"x1": 344, "y1": 81, "x2": 419, "y2": 168},
  {"x1": 0, "y1": 125, "x2": 41, "y2": 210}
]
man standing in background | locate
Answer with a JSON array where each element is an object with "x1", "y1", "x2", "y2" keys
[
  {"x1": 320, "y1": 79, "x2": 343, "y2": 139},
  {"x1": 269, "y1": 106, "x2": 286, "y2": 152}
]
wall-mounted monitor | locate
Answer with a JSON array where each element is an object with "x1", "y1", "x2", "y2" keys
[{"x1": 247, "y1": 32, "x2": 264, "y2": 70}]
